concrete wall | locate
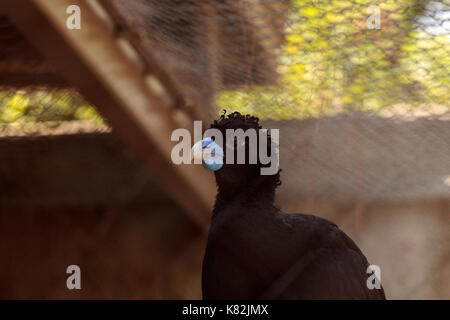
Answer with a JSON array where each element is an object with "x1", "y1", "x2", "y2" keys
[
  {"x1": 0, "y1": 131, "x2": 448, "y2": 299},
  {"x1": 280, "y1": 198, "x2": 450, "y2": 299},
  {"x1": 0, "y1": 132, "x2": 204, "y2": 299}
]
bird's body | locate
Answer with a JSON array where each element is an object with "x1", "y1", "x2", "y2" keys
[
  {"x1": 202, "y1": 182, "x2": 385, "y2": 299},
  {"x1": 199, "y1": 112, "x2": 386, "y2": 300}
]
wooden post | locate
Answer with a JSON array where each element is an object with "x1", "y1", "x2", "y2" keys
[{"x1": 1, "y1": 0, "x2": 216, "y2": 229}]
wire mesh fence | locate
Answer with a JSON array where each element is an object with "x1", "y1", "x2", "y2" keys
[
  {"x1": 0, "y1": 88, "x2": 105, "y2": 136},
  {"x1": 0, "y1": 12, "x2": 103, "y2": 136},
  {"x1": 0, "y1": 0, "x2": 449, "y2": 300},
  {"x1": 0, "y1": 0, "x2": 449, "y2": 201},
  {"x1": 1, "y1": 0, "x2": 448, "y2": 123},
  {"x1": 216, "y1": 0, "x2": 449, "y2": 119},
  {"x1": 108, "y1": 0, "x2": 449, "y2": 119}
]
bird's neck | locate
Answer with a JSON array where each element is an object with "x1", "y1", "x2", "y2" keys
[{"x1": 213, "y1": 174, "x2": 279, "y2": 214}]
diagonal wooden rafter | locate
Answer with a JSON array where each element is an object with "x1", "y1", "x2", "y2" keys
[{"x1": 1, "y1": 0, "x2": 216, "y2": 229}]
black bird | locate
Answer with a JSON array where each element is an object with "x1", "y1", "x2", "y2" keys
[{"x1": 196, "y1": 112, "x2": 386, "y2": 300}]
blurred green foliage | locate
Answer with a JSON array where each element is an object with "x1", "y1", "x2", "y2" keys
[
  {"x1": 0, "y1": 0, "x2": 448, "y2": 124},
  {"x1": 218, "y1": 0, "x2": 450, "y2": 119},
  {"x1": 0, "y1": 90, "x2": 103, "y2": 124}
]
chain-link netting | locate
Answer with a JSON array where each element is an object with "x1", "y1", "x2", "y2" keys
[
  {"x1": 2, "y1": 1, "x2": 448, "y2": 121},
  {"x1": 107, "y1": 0, "x2": 449, "y2": 118},
  {"x1": 0, "y1": 0, "x2": 449, "y2": 202},
  {"x1": 0, "y1": 88, "x2": 105, "y2": 137},
  {"x1": 217, "y1": 0, "x2": 449, "y2": 119},
  {"x1": 109, "y1": 0, "x2": 450, "y2": 203},
  {"x1": 0, "y1": 13, "x2": 103, "y2": 136},
  {"x1": 0, "y1": 0, "x2": 449, "y2": 300}
]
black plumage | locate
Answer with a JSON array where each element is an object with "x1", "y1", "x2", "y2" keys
[{"x1": 202, "y1": 112, "x2": 386, "y2": 300}]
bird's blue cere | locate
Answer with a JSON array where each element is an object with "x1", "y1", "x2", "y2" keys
[
  {"x1": 201, "y1": 137, "x2": 224, "y2": 171},
  {"x1": 191, "y1": 137, "x2": 224, "y2": 171}
]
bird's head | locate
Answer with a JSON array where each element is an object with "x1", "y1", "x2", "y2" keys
[{"x1": 192, "y1": 111, "x2": 281, "y2": 200}]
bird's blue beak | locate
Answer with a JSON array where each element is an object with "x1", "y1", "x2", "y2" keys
[{"x1": 191, "y1": 137, "x2": 224, "y2": 171}]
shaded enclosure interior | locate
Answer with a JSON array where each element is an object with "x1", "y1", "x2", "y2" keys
[
  {"x1": 0, "y1": 129, "x2": 448, "y2": 299},
  {"x1": 0, "y1": 0, "x2": 449, "y2": 299}
]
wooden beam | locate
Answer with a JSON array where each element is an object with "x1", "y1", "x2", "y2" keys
[{"x1": 1, "y1": 0, "x2": 216, "y2": 228}]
